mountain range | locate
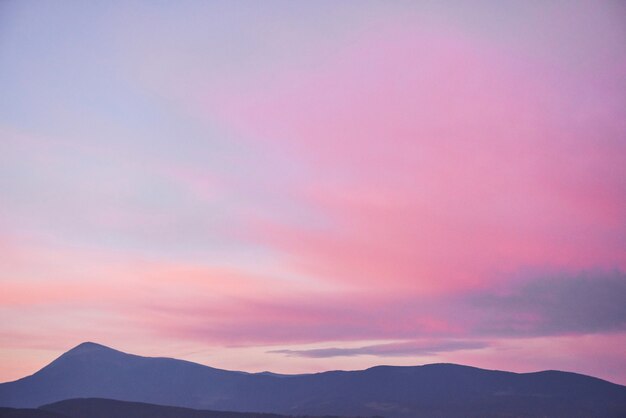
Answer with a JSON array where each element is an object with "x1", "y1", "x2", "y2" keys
[{"x1": 1, "y1": 342, "x2": 625, "y2": 417}]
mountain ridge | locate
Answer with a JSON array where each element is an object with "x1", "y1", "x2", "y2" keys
[
  {"x1": 2, "y1": 398, "x2": 366, "y2": 418},
  {"x1": 1, "y1": 342, "x2": 625, "y2": 417}
]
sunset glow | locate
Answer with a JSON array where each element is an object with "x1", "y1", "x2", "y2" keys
[{"x1": 1, "y1": 1, "x2": 625, "y2": 384}]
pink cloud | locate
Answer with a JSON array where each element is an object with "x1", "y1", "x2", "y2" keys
[{"x1": 202, "y1": 24, "x2": 626, "y2": 295}]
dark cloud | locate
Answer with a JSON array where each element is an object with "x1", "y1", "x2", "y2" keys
[
  {"x1": 268, "y1": 339, "x2": 487, "y2": 358},
  {"x1": 469, "y1": 270, "x2": 626, "y2": 336}
]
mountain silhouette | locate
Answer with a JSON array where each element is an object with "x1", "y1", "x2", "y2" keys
[
  {"x1": 0, "y1": 408, "x2": 66, "y2": 418},
  {"x1": 0, "y1": 398, "x2": 359, "y2": 418},
  {"x1": 1, "y1": 342, "x2": 625, "y2": 417}
]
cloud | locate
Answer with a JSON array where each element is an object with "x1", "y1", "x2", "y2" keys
[
  {"x1": 269, "y1": 339, "x2": 487, "y2": 358},
  {"x1": 206, "y1": 19, "x2": 626, "y2": 296},
  {"x1": 468, "y1": 270, "x2": 626, "y2": 336}
]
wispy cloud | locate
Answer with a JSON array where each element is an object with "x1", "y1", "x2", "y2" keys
[{"x1": 269, "y1": 339, "x2": 487, "y2": 358}]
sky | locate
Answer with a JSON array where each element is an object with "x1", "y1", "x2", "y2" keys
[{"x1": 1, "y1": 0, "x2": 625, "y2": 384}]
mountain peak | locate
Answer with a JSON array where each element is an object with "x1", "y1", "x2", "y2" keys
[
  {"x1": 54, "y1": 342, "x2": 128, "y2": 361},
  {"x1": 30, "y1": 342, "x2": 129, "y2": 379},
  {"x1": 67, "y1": 342, "x2": 114, "y2": 354}
]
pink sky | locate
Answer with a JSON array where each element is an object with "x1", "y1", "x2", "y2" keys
[{"x1": 1, "y1": 1, "x2": 625, "y2": 384}]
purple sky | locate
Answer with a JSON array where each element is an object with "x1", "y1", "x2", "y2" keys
[{"x1": 1, "y1": 1, "x2": 625, "y2": 384}]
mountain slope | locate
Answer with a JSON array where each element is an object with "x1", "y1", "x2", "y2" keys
[
  {"x1": 0, "y1": 342, "x2": 250, "y2": 410},
  {"x1": 1, "y1": 342, "x2": 625, "y2": 417}
]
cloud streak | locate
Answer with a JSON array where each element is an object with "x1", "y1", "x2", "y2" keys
[{"x1": 269, "y1": 339, "x2": 487, "y2": 358}]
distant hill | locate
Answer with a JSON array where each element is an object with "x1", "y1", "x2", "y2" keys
[
  {"x1": 0, "y1": 407, "x2": 66, "y2": 418},
  {"x1": 1, "y1": 399, "x2": 361, "y2": 418},
  {"x1": 1, "y1": 342, "x2": 625, "y2": 417}
]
